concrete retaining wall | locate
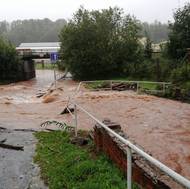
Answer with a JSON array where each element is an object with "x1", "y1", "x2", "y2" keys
[{"x1": 23, "y1": 60, "x2": 36, "y2": 80}]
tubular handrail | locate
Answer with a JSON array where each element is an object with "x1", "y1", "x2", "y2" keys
[
  {"x1": 70, "y1": 101, "x2": 190, "y2": 189},
  {"x1": 81, "y1": 80, "x2": 171, "y2": 84}
]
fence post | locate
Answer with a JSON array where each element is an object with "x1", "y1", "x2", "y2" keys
[
  {"x1": 74, "y1": 104, "x2": 78, "y2": 137},
  {"x1": 127, "y1": 146, "x2": 132, "y2": 189},
  {"x1": 163, "y1": 83, "x2": 166, "y2": 95},
  {"x1": 137, "y1": 82, "x2": 139, "y2": 94},
  {"x1": 110, "y1": 80, "x2": 113, "y2": 91}
]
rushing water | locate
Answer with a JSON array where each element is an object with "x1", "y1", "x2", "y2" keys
[
  {"x1": 0, "y1": 70, "x2": 58, "y2": 103},
  {"x1": 0, "y1": 73, "x2": 190, "y2": 188}
]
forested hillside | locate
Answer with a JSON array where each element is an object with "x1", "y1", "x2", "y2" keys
[
  {"x1": 0, "y1": 18, "x2": 67, "y2": 46},
  {"x1": 0, "y1": 18, "x2": 168, "y2": 46}
]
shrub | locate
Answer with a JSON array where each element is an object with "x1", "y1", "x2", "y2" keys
[
  {"x1": 0, "y1": 37, "x2": 23, "y2": 82},
  {"x1": 167, "y1": 3, "x2": 190, "y2": 59},
  {"x1": 171, "y1": 64, "x2": 190, "y2": 82}
]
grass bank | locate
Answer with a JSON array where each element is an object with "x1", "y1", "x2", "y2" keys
[
  {"x1": 35, "y1": 63, "x2": 58, "y2": 70},
  {"x1": 34, "y1": 131, "x2": 139, "y2": 189},
  {"x1": 84, "y1": 80, "x2": 190, "y2": 103},
  {"x1": 85, "y1": 80, "x2": 162, "y2": 91}
]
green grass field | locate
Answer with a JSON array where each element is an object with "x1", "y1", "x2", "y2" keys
[
  {"x1": 85, "y1": 80, "x2": 161, "y2": 91},
  {"x1": 35, "y1": 63, "x2": 58, "y2": 70},
  {"x1": 34, "y1": 131, "x2": 139, "y2": 189},
  {"x1": 139, "y1": 82, "x2": 160, "y2": 90}
]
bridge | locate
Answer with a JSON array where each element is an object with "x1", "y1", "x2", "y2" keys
[{"x1": 16, "y1": 42, "x2": 61, "y2": 59}]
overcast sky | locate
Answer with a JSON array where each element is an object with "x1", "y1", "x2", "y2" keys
[{"x1": 1, "y1": 0, "x2": 189, "y2": 23}]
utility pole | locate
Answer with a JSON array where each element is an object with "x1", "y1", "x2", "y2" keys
[
  {"x1": 50, "y1": 52, "x2": 58, "y2": 90},
  {"x1": 53, "y1": 63, "x2": 57, "y2": 89}
]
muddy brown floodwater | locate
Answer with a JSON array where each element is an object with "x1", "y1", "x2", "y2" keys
[
  {"x1": 72, "y1": 90, "x2": 190, "y2": 188},
  {"x1": 0, "y1": 69, "x2": 56, "y2": 103},
  {"x1": 0, "y1": 70, "x2": 190, "y2": 189},
  {"x1": 0, "y1": 70, "x2": 77, "y2": 129}
]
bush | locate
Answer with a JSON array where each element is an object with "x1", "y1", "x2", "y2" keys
[
  {"x1": 0, "y1": 37, "x2": 23, "y2": 82},
  {"x1": 130, "y1": 57, "x2": 173, "y2": 81},
  {"x1": 167, "y1": 3, "x2": 190, "y2": 59},
  {"x1": 59, "y1": 7, "x2": 143, "y2": 80},
  {"x1": 171, "y1": 64, "x2": 190, "y2": 82}
]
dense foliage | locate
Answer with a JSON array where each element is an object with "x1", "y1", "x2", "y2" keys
[
  {"x1": 60, "y1": 7, "x2": 143, "y2": 80},
  {"x1": 144, "y1": 35, "x2": 152, "y2": 59},
  {"x1": 0, "y1": 18, "x2": 67, "y2": 46},
  {"x1": 165, "y1": 3, "x2": 190, "y2": 101},
  {"x1": 35, "y1": 131, "x2": 139, "y2": 189},
  {"x1": 59, "y1": 5, "x2": 190, "y2": 101},
  {"x1": 168, "y1": 3, "x2": 190, "y2": 59},
  {"x1": 141, "y1": 3, "x2": 190, "y2": 101},
  {"x1": 0, "y1": 37, "x2": 23, "y2": 82}
]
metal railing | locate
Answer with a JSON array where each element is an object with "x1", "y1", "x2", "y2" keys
[
  {"x1": 76, "y1": 80, "x2": 171, "y2": 95},
  {"x1": 66, "y1": 101, "x2": 190, "y2": 189}
]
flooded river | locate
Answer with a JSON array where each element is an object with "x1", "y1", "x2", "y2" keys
[
  {"x1": 0, "y1": 69, "x2": 77, "y2": 129},
  {"x1": 0, "y1": 71, "x2": 190, "y2": 188},
  {"x1": 0, "y1": 70, "x2": 56, "y2": 104}
]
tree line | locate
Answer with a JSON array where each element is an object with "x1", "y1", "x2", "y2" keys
[
  {"x1": 0, "y1": 18, "x2": 168, "y2": 47},
  {"x1": 0, "y1": 18, "x2": 67, "y2": 46}
]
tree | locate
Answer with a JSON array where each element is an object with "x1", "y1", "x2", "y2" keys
[
  {"x1": 168, "y1": 3, "x2": 190, "y2": 59},
  {"x1": 59, "y1": 7, "x2": 143, "y2": 80},
  {"x1": 144, "y1": 31, "x2": 152, "y2": 59},
  {"x1": 0, "y1": 37, "x2": 22, "y2": 81},
  {"x1": 0, "y1": 21, "x2": 8, "y2": 36}
]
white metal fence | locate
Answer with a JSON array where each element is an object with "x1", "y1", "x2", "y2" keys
[
  {"x1": 76, "y1": 80, "x2": 171, "y2": 95},
  {"x1": 65, "y1": 101, "x2": 190, "y2": 189}
]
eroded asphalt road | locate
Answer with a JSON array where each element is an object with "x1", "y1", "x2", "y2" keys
[
  {"x1": 0, "y1": 70, "x2": 59, "y2": 189},
  {"x1": 0, "y1": 70, "x2": 78, "y2": 189},
  {"x1": 0, "y1": 70, "x2": 190, "y2": 189},
  {"x1": 0, "y1": 128, "x2": 47, "y2": 189}
]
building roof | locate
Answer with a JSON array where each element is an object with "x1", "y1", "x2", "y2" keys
[
  {"x1": 16, "y1": 42, "x2": 61, "y2": 54},
  {"x1": 18, "y1": 42, "x2": 61, "y2": 48}
]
